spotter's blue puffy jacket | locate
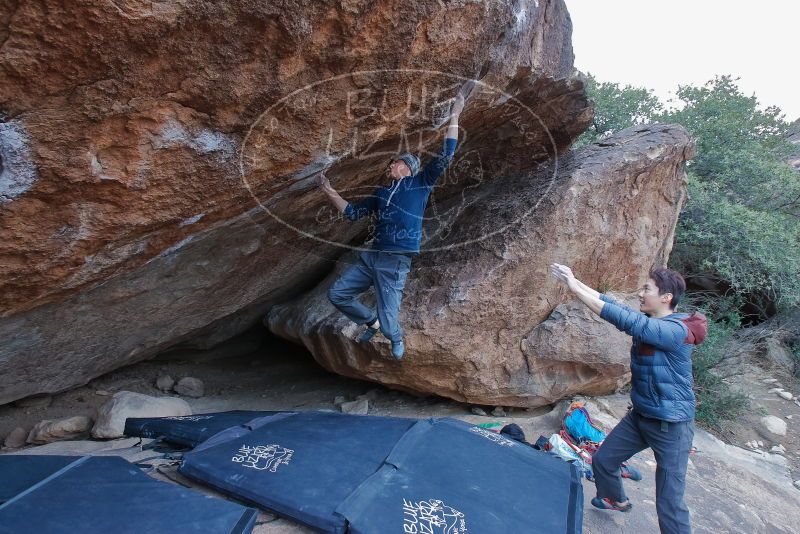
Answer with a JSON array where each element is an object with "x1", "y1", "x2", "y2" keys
[
  {"x1": 600, "y1": 294, "x2": 708, "y2": 422},
  {"x1": 343, "y1": 137, "x2": 457, "y2": 254}
]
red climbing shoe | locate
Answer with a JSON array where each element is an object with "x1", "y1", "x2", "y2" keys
[{"x1": 591, "y1": 497, "x2": 633, "y2": 512}]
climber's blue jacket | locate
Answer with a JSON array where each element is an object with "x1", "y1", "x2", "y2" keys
[
  {"x1": 343, "y1": 137, "x2": 458, "y2": 254},
  {"x1": 600, "y1": 294, "x2": 708, "y2": 422}
]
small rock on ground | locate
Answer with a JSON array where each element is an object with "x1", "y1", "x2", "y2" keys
[
  {"x1": 339, "y1": 399, "x2": 369, "y2": 415},
  {"x1": 156, "y1": 374, "x2": 175, "y2": 392},
  {"x1": 174, "y1": 377, "x2": 204, "y2": 398},
  {"x1": 3, "y1": 427, "x2": 28, "y2": 449},
  {"x1": 760, "y1": 415, "x2": 787, "y2": 437},
  {"x1": 27, "y1": 416, "x2": 92, "y2": 444},
  {"x1": 91, "y1": 391, "x2": 191, "y2": 439}
]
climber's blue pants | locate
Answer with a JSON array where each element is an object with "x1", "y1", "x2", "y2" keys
[{"x1": 327, "y1": 249, "x2": 412, "y2": 343}]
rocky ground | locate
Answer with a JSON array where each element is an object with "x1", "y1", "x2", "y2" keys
[
  {"x1": 2, "y1": 330, "x2": 799, "y2": 533},
  {"x1": 712, "y1": 367, "x2": 800, "y2": 474}
]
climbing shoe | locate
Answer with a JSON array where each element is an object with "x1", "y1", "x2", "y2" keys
[
  {"x1": 391, "y1": 340, "x2": 405, "y2": 360},
  {"x1": 591, "y1": 497, "x2": 632, "y2": 512},
  {"x1": 358, "y1": 325, "x2": 379, "y2": 343}
]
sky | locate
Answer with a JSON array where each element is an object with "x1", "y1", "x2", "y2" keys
[{"x1": 566, "y1": 0, "x2": 799, "y2": 122}]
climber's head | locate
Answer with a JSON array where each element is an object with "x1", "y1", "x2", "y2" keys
[
  {"x1": 639, "y1": 268, "x2": 686, "y2": 314},
  {"x1": 387, "y1": 153, "x2": 420, "y2": 180}
]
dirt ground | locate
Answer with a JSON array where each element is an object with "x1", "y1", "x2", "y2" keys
[
  {"x1": 2, "y1": 330, "x2": 799, "y2": 533},
  {"x1": 701, "y1": 356, "x2": 800, "y2": 483},
  {"x1": 0, "y1": 331, "x2": 553, "y2": 442}
]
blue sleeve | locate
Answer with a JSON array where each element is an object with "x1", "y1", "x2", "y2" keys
[
  {"x1": 600, "y1": 302, "x2": 687, "y2": 351},
  {"x1": 343, "y1": 190, "x2": 378, "y2": 221},
  {"x1": 599, "y1": 293, "x2": 637, "y2": 313},
  {"x1": 416, "y1": 137, "x2": 457, "y2": 188}
]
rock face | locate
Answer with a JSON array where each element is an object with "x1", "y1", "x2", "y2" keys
[
  {"x1": 268, "y1": 124, "x2": 695, "y2": 407},
  {"x1": 0, "y1": 0, "x2": 593, "y2": 404}
]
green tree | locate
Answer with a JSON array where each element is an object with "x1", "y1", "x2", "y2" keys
[
  {"x1": 578, "y1": 74, "x2": 800, "y2": 426},
  {"x1": 664, "y1": 76, "x2": 799, "y2": 218},
  {"x1": 578, "y1": 74, "x2": 800, "y2": 317},
  {"x1": 662, "y1": 76, "x2": 800, "y2": 316},
  {"x1": 575, "y1": 73, "x2": 663, "y2": 147},
  {"x1": 690, "y1": 313, "x2": 748, "y2": 429}
]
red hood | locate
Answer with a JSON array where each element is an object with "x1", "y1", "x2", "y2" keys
[{"x1": 681, "y1": 312, "x2": 708, "y2": 345}]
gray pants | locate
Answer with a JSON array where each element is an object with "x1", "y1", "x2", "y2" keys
[
  {"x1": 327, "y1": 249, "x2": 412, "y2": 343},
  {"x1": 593, "y1": 409, "x2": 694, "y2": 534}
]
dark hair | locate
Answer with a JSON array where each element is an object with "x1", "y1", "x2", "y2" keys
[{"x1": 649, "y1": 268, "x2": 686, "y2": 310}]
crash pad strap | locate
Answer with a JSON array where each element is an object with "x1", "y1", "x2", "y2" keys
[
  {"x1": 0, "y1": 456, "x2": 89, "y2": 510},
  {"x1": 232, "y1": 508, "x2": 259, "y2": 534}
]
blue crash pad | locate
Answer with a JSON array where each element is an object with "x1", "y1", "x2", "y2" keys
[
  {"x1": 336, "y1": 418, "x2": 584, "y2": 534},
  {"x1": 179, "y1": 411, "x2": 416, "y2": 533},
  {"x1": 0, "y1": 455, "x2": 77, "y2": 504},
  {"x1": 178, "y1": 412, "x2": 583, "y2": 533},
  {"x1": 0, "y1": 455, "x2": 257, "y2": 534},
  {"x1": 124, "y1": 410, "x2": 284, "y2": 447}
]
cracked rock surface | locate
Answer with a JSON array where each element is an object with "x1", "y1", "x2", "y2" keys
[
  {"x1": 0, "y1": 0, "x2": 595, "y2": 403},
  {"x1": 268, "y1": 125, "x2": 695, "y2": 406}
]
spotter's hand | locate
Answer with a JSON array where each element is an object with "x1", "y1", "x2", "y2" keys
[{"x1": 549, "y1": 263, "x2": 576, "y2": 285}]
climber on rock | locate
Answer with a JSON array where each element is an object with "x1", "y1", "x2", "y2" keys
[
  {"x1": 317, "y1": 87, "x2": 467, "y2": 360},
  {"x1": 550, "y1": 263, "x2": 707, "y2": 534}
]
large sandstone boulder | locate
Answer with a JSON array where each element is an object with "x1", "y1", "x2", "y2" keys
[
  {"x1": 268, "y1": 124, "x2": 695, "y2": 406},
  {"x1": 0, "y1": 0, "x2": 592, "y2": 404}
]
